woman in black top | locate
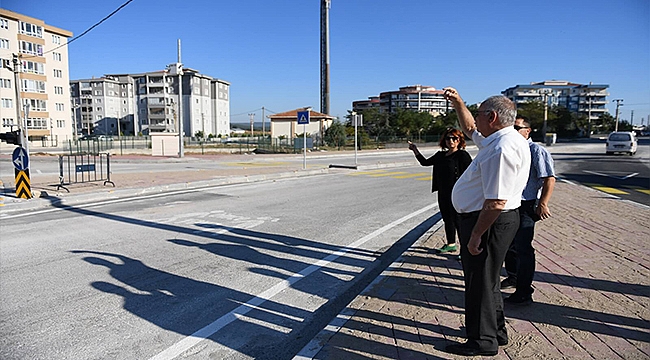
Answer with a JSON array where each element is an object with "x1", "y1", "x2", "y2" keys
[{"x1": 408, "y1": 128, "x2": 472, "y2": 253}]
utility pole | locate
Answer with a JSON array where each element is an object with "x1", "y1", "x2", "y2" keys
[
  {"x1": 587, "y1": 96, "x2": 592, "y2": 137},
  {"x1": 630, "y1": 110, "x2": 634, "y2": 126},
  {"x1": 248, "y1": 113, "x2": 255, "y2": 137},
  {"x1": 261, "y1": 106, "x2": 266, "y2": 138},
  {"x1": 10, "y1": 54, "x2": 28, "y2": 153},
  {"x1": 613, "y1": 99, "x2": 623, "y2": 132},
  {"x1": 320, "y1": 0, "x2": 330, "y2": 115},
  {"x1": 178, "y1": 39, "x2": 184, "y2": 157},
  {"x1": 542, "y1": 91, "x2": 550, "y2": 141}
]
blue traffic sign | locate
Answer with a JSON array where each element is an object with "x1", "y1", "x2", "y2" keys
[
  {"x1": 12, "y1": 146, "x2": 29, "y2": 171},
  {"x1": 297, "y1": 111, "x2": 310, "y2": 125}
]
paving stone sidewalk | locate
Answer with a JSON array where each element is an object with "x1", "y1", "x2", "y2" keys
[{"x1": 302, "y1": 181, "x2": 650, "y2": 359}]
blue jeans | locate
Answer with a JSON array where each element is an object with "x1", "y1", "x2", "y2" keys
[{"x1": 504, "y1": 200, "x2": 537, "y2": 296}]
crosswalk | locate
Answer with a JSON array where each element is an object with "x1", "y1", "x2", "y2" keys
[{"x1": 585, "y1": 183, "x2": 650, "y2": 196}]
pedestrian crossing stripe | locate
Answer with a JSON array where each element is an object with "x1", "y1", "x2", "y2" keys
[
  {"x1": 392, "y1": 173, "x2": 429, "y2": 179},
  {"x1": 585, "y1": 183, "x2": 629, "y2": 195},
  {"x1": 415, "y1": 176, "x2": 433, "y2": 181},
  {"x1": 15, "y1": 170, "x2": 32, "y2": 199},
  {"x1": 622, "y1": 186, "x2": 650, "y2": 195},
  {"x1": 367, "y1": 171, "x2": 409, "y2": 177}
]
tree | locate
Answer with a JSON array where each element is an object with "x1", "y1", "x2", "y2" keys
[
  {"x1": 324, "y1": 120, "x2": 347, "y2": 150},
  {"x1": 598, "y1": 113, "x2": 616, "y2": 133}
]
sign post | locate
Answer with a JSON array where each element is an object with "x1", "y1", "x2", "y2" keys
[
  {"x1": 297, "y1": 110, "x2": 311, "y2": 170},
  {"x1": 12, "y1": 146, "x2": 31, "y2": 199}
]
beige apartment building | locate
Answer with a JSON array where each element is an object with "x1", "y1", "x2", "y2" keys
[
  {"x1": 352, "y1": 85, "x2": 448, "y2": 116},
  {"x1": 0, "y1": 8, "x2": 73, "y2": 142}
]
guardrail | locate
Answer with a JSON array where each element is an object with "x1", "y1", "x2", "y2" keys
[{"x1": 57, "y1": 153, "x2": 115, "y2": 192}]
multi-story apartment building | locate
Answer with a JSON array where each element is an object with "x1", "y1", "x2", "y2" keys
[
  {"x1": 353, "y1": 85, "x2": 448, "y2": 116},
  {"x1": 0, "y1": 9, "x2": 73, "y2": 142},
  {"x1": 502, "y1": 80, "x2": 609, "y2": 123},
  {"x1": 70, "y1": 64, "x2": 230, "y2": 137}
]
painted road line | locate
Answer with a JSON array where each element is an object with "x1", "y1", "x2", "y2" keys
[
  {"x1": 392, "y1": 173, "x2": 429, "y2": 179},
  {"x1": 622, "y1": 186, "x2": 650, "y2": 195},
  {"x1": 585, "y1": 183, "x2": 629, "y2": 195},
  {"x1": 367, "y1": 171, "x2": 409, "y2": 177},
  {"x1": 347, "y1": 170, "x2": 389, "y2": 176},
  {"x1": 149, "y1": 203, "x2": 439, "y2": 360},
  {"x1": 415, "y1": 176, "x2": 432, "y2": 181}
]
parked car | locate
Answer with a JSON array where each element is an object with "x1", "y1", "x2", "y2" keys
[
  {"x1": 606, "y1": 131, "x2": 637, "y2": 155},
  {"x1": 79, "y1": 134, "x2": 113, "y2": 141}
]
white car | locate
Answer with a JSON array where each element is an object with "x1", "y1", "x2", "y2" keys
[{"x1": 606, "y1": 131, "x2": 637, "y2": 155}]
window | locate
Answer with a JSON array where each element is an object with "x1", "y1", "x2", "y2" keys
[
  {"x1": 21, "y1": 60, "x2": 45, "y2": 75},
  {"x1": 0, "y1": 18, "x2": 8, "y2": 30},
  {"x1": 0, "y1": 38, "x2": 8, "y2": 49},
  {"x1": 0, "y1": 79, "x2": 10, "y2": 88},
  {"x1": 95, "y1": 98, "x2": 102, "y2": 103},
  {"x1": 23, "y1": 98, "x2": 47, "y2": 112},
  {"x1": 57, "y1": 119, "x2": 65, "y2": 127},
  {"x1": 94, "y1": 90, "x2": 101, "y2": 95},
  {"x1": 53, "y1": 69, "x2": 62, "y2": 78},
  {"x1": 55, "y1": 103, "x2": 64, "y2": 111},
  {"x1": 52, "y1": 52, "x2": 61, "y2": 61},
  {"x1": 19, "y1": 21, "x2": 43, "y2": 38},
  {"x1": 96, "y1": 107, "x2": 102, "y2": 111},
  {"x1": 52, "y1": 35, "x2": 61, "y2": 44},
  {"x1": 2, "y1": 98, "x2": 13, "y2": 108},
  {"x1": 20, "y1": 41, "x2": 43, "y2": 56},
  {"x1": 2, "y1": 118, "x2": 15, "y2": 126},
  {"x1": 21, "y1": 79, "x2": 46, "y2": 93},
  {"x1": 54, "y1": 86, "x2": 64, "y2": 95},
  {"x1": 96, "y1": 115, "x2": 102, "y2": 120}
]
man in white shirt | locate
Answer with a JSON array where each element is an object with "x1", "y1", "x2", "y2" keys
[{"x1": 443, "y1": 87, "x2": 531, "y2": 357}]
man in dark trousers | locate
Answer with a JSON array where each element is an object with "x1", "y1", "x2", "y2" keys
[
  {"x1": 443, "y1": 87, "x2": 531, "y2": 356},
  {"x1": 501, "y1": 116, "x2": 556, "y2": 305}
]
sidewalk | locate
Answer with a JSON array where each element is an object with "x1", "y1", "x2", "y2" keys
[
  {"x1": 299, "y1": 181, "x2": 650, "y2": 359},
  {"x1": 2, "y1": 151, "x2": 649, "y2": 359}
]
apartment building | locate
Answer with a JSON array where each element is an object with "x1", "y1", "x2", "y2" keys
[
  {"x1": 353, "y1": 85, "x2": 448, "y2": 116},
  {"x1": 502, "y1": 80, "x2": 609, "y2": 123},
  {"x1": 0, "y1": 8, "x2": 73, "y2": 141},
  {"x1": 70, "y1": 65, "x2": 230, "y2": 137}
]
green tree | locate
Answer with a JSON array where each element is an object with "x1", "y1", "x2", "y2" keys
[
  {"x1": 550, "y1": 106, "x2": 579, "y2": 138},
  {"x1": 324, "y1": 120, "x2": 347, "y2": 149}
]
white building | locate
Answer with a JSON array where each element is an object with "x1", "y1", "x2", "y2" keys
[
  {"x1": 70, "y1": 65, "x2": 230, "y2": 137},
  {"x1": 353, "y1": 85, "x2": 448, "y2": 116},
  {"x1": 0, "y1": 8, "x2": 73, "y2": 142}
]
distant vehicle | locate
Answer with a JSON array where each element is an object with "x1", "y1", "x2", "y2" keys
[
  {"x1": 606, "y1": 131, "x2": 637, "y2": 155},
  {"x1": 79, "y1": 134, "x2": 113, "y2": 141}
]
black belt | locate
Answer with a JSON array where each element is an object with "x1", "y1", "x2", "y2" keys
[{"x1": 459, "y1": 209, "x2": 517, "y2": 219}]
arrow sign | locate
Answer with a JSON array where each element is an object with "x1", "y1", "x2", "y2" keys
[
  {"x1": 297, "y1": 111, "x2": 310, "y2": 125},
  {"x1": 12, "y1": 146, "x2": 29, "y2": 171}
]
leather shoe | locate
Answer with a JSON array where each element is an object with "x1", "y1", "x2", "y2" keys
[
  {"x1": 500, "y1": 277, "x2": 516, "y2": 289},
  {"x1": 445, "y1": 343, "x2": 498, "y2": 356},
  {"x1": 504, "y1": 292, "x2": 533, "y2": 305},
  {"x1": 498, "y1": 337, "x2": 509, "y2": 346}
]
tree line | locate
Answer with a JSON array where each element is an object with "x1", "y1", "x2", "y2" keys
[{"x1": 324, "y1": 101, "x2": 632, "y2": 148}]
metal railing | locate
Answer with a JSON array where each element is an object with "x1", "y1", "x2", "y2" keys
[{"x1": 57, "y1": 153, "x2": 115, "y2": 192}]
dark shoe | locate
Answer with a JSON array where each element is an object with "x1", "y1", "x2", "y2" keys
[
  {"x1": 504, "y1": 292, "x2": 533, "y2": 305},
  {"x1": 445, "y1": 342, "x2": 498, "y2": 356},
  {"x1": 498, "y1": 337, "x2": 509, "y2": 346},
  {"x1": 500, "y1": 277, "x2": 517, "y2": 289}
]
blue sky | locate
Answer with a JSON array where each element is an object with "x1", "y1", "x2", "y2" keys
[{"x1": 3, "y1": 0, "x2": 649, "y2": 125}]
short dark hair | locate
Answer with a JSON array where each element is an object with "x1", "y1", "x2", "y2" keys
[{"x1": 516, "y1": 115, "x2": 531, "y2": 128}]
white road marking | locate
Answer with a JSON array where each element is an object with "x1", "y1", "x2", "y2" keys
[
  {"x1": 583, "y1": 170, "x2": 639, "y2": 180},
  {"x1": 148, "y1": 203, "x2": 439, "y2": 360}
]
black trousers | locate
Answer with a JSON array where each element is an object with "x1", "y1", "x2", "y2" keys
[
  {"x1": 438, "y1": 191, "x2": 460, "y2": 245},
  {"x1": 504, "y1": 200, "x2": 538, "y2": 296},
  {"x1": 459, "y1": 210, "x2": 520, "y2": 351}
]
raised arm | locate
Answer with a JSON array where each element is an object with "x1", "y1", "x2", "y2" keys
[{"x1": 443, "y1": 87, "x2": 476, "y2": 138}]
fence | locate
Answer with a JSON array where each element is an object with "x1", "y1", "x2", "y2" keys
[{"x1": 57, "y1": 153, "x2": 114, "y2": 192}]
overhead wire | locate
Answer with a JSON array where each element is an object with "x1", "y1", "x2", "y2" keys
[{"x1": 20, "y1": 0, "x2": 135, "y2": 60}]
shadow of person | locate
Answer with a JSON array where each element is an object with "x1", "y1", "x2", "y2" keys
[{"x1": 72, "y1": 250, "x2": 313, "y2": 358}]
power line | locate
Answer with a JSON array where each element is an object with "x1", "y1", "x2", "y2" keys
[{"x1": 22, "y1": 0, "x2": 135, "y2": 59}]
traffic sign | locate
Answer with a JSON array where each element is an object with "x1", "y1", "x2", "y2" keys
[
  {"x1": 297, "y1": 111, "x2": 310, "y2": 125},
  {"x1": 15, "y1": 169, "x2": 32, "y2": 199},
  {"x1": 12, "y1": 146, "x2": 29, "y2": 171}
]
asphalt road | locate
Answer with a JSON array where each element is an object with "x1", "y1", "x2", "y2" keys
[{"x1": 1, "y1": 165, "x2": 441, "y2": 360}]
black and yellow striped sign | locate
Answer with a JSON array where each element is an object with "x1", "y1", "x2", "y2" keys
[{"x1": 15, "y1": 169, "x2": 32, "y2": 199}]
